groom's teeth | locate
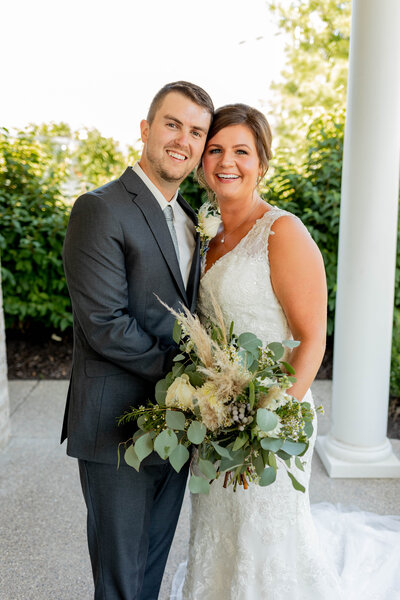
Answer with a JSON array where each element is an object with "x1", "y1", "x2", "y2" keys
[{"x1": 167, "y1": 151, "x2": 186, "y2": 161}]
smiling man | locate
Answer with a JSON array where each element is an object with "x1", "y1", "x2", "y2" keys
[{"x1": 61, "y1": 81, "x2": 213, "y2": 600}]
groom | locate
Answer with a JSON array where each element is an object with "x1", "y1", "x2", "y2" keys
[{"x1": 61, "y1": 81, "x2": 213, "y2": 599}]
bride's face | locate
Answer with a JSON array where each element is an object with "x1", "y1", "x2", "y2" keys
[{"x1": 202, "y1": 124, "x2": 261, "y2": 203}]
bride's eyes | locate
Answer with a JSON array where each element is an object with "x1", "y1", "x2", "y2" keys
[{"x1": 207, "y1": 148, "x2": 248, "y2": 155}]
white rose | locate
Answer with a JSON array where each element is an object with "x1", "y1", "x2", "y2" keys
[
  {"x1": 201, "y1": 214, "x2": 221, "y2": 239},
  {"x1": 258, "y1": 386, "x2": 288, "y2": 411},
  {"x1": 165, "y1": 374, "x2": 196, "y2": 411}
]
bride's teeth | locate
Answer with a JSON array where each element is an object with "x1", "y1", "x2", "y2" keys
[
  {"x1": 218, "y1": 174, "x2": 239, "y2": 179},
  {"x1": 168, "y1": 151, "x2": 186, "y2": 161}
]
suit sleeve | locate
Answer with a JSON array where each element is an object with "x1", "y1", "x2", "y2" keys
[{"x1": 63, "y1": 192, "x2": 176, "y2": 382}]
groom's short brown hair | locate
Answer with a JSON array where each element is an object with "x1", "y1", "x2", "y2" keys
[{"x1": 147, "y1": 81, "x2": 214, "y2": 124}]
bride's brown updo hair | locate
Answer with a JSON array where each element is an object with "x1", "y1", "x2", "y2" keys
[{"x1": 196, "y1": 103, "x2": 273, "y2": 196}]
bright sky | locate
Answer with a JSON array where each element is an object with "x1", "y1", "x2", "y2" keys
[{"x1": 1, "y1": 0, "x2": 286, "y2": 147}]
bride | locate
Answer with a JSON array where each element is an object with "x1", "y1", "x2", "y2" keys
[{"x1": 172, "y1": 104, "x2": 400, "y2": 599}]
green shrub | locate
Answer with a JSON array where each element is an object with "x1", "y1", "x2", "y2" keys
[
  {"x1": 0, "y1": 127, "x2": 72, "y2": 331},
  {"x1": 179, "y1": 170, "x2": 206, "y2": 211},
  {"x1": 391, "y1": 309, "x2": 400, "y2": 398}
]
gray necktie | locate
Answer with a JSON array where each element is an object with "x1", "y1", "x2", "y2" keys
[{"x1": 164, "y1": 205, "x2": 180, "y2": 262}]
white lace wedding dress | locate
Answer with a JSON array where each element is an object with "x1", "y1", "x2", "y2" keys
[{"x1": 171, "y1": 208, "x2": 400, "y2": 600}]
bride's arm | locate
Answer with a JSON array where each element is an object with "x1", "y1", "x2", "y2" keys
[{"x1": 268, "y1": 214, "x2": 327, "y2": 401}]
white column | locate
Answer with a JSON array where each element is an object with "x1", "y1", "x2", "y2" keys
[
  {"x1": 0, "y1": 264, "x2": 10, "y2": 451},
  {"x1": 316, "y1": 0, "x2": 400, "y2": 477}
]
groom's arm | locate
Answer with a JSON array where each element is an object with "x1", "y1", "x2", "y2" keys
[{"x1": 63, "y1": 192, "x2": 176, "y2": 383}]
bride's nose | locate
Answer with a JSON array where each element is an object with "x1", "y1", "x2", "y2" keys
[{"x1": 218, "y1": 150, "x2": 235, "y2": 167}]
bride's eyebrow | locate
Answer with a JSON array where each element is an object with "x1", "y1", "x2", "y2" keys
[{"x1": 207, "y1": 143, "x2": 251, "y2": 149}]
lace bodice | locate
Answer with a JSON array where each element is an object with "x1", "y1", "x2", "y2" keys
[{"x1": 198, "y1": 207, "x2": 293, "y2": 345}]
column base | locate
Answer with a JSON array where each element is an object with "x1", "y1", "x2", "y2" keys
[{"x1": 316, "y1": 434, "x2": 400, "y2": 478}]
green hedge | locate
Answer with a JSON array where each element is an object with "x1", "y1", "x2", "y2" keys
[{"x1": 0, "y1": 127, "x2": 72, "y2": 331}]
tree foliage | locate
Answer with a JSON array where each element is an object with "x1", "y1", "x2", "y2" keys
[{"x1": 268, "y1": 0, "x2": 351, "y2": 158}]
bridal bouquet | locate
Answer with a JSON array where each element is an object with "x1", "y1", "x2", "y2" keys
[{"x1": 118, "y1": 300, "x2": 316, "y2": 494}]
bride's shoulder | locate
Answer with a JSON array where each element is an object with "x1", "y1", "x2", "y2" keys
[
  {"x1": 264, "y1": 206, "x2": 308, "y2": 236},
  {"x1": 267, "y1": 208, "x2": 321, "y2": 260}
]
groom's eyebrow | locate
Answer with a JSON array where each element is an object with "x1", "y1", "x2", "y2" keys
[{"x1": 163, "y1": 114, "x2": 208, "y2": 134}]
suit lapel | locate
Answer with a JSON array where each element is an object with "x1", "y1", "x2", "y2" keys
[
  {"x1": 120, "y1": 168, "x2": 188, "y2": 304},
  {"x1": 177, "y1": 193, "x2": 201, "y2": 311}
]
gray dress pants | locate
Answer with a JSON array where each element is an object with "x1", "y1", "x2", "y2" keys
[{"x1": 78, "y1": 458, "x2": 188, "y2": 600}]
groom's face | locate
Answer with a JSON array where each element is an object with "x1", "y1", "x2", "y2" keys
[{"x1": 139, "y1": 92, "x2": 212, "y2": 190}]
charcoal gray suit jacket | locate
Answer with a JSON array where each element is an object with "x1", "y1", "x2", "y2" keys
[{"x1": 61, "y1": 167, "x2": 200, "y2": 464}]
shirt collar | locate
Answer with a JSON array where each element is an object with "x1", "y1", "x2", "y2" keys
[{"x1": 132, "y1": 163, "x2": 179, "y2": 211}]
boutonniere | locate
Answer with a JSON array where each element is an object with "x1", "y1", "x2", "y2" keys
[{"x1": 196, "y1": 202, "x2": 222, "y2": 254}]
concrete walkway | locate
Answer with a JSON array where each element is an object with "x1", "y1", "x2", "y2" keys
[{"x1": 0, "y1": 380, "x2": 399, "y2": 600}]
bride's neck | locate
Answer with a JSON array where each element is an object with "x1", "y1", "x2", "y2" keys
[{"x1": 218, "y1": 193, "x2": 259, "y2": 230}]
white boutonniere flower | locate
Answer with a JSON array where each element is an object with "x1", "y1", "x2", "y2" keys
[{"x1": 196, "y1": 202, "x2": 222, "y2": 253}]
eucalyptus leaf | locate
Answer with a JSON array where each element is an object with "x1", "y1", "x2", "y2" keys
[
  {"x1": 187, "y1": 421, "x2": 206, "y2": 444},
  {"x1": 173, "y1": 320, "x2": 182, "y2": 344},
  {"x1": 188, "y1": 371, "x2": 205, "y2": 387},
  {"x1": 169, "y1": 444, "x2": 190, "y2": 473},
  {"x1": 252, "y1": 453, "x2": 265, "y2": 476},
  {"x1": 173, "y1": 354, "x2": 186, "y2": 362},
  {"x1": 134, "y1": 433, "x2": 154, "y2": 462},
  {"x1": 304, "y1": 421, "x2": 314, "y2": 438},
  {"x1": 166, "y1": 410, "x2": 186, "y2": 431},
  {"x1": 137, "y1": 415, "x2": 147, "y2": 430},
  {"x1": 124, "y1": 444, "x2": 141, "y2": 471},
  {"x1": 256, "y1": 408, "x2": 278, "y2": 432},
  {"x1": 238, "y1": 331, "x2": 262, "y2": 352},
  {"x1": 237, "y1": 349, "x2": 255, "y2": 369},
  {"x1": 189, "y1": 475, "x2": 210, "y2": 494},
  {"x1": 282, "y1": 339, "x2": 300, "y2": 349},
  {"x1": 287, "y1": 471, "x2": 305, "y2": 493},
  {"x1": 220, "y1": 449, "x2": 245, "y2": 472},
  {"x1": 210, "y1": 441, "x2": 232, "y2": 459},
  {"x1": 267, "y1": 342, "x2": 284, "y2": 360},
  {"x1": 281, "y1": 440, "x2": 307, "y2": 456},
  {"x1": 277, "y1": 449, "x2": 292, "y2": 461},
  {"x1": 259, "y1": 466, "x2": 277, "y2": 486},
  {"x1": 172, "y1": 363, "x2": 185, "y2": 378},
  {"x1": 154, "y1": 429, "x2": 178, "y2": 460},
  {"x1": 295, "y1": 456, "x2": 305, "y2": 472},
  {"x1": 198, "y1": 458, "x2": 218, "y2": 480},
  {"x1": 268, "y1": 451, "x2": 277, "y2": 470},
  {"x1": 260, "y1": 437, "x2": 284, "y2": 452},
  {"x1": 155, "y1": 378, "x2": 168, "y2": 406},
  {"x1": 232, "y1": 433, "x2": 248, "y2": 451}
]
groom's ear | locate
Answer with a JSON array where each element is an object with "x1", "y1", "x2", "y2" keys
[{"x1": 140, "y1": 119, "x2": 149, "y2": 144}]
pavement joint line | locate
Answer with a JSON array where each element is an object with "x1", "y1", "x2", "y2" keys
[{"x1": 10, "y1": 380, "x2": 40, "y2": 417}]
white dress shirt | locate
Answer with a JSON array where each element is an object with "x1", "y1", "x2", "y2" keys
[{"x1": 132, "y1": 163, "x2": 196, "y2": 287}]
